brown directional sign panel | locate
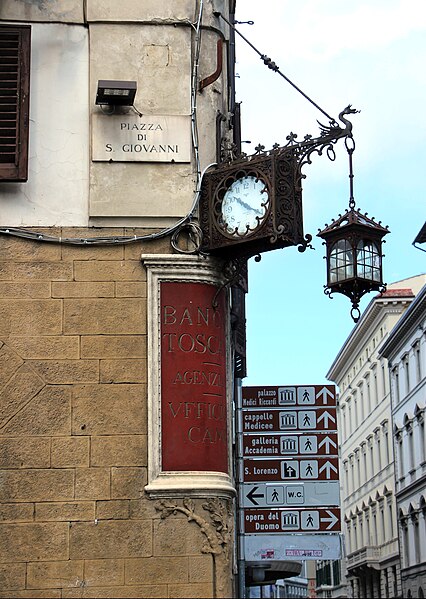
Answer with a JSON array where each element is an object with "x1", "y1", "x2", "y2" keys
[
  {"x1": 239, "y1": 384, "x2": 341, "y2": 538},
  {"x1": 242, "y1": 385, "x2": 336, "y2": 408},
  {"x1": 242, "y1": 432, "x2": 338, "y2": 457},
  {"x1": 242, "y1": 407, "x2": 337, "y2": 433},
  {"x1": 243, "y1": 507, "x2": 341, "y2": 533},
  {"x1": 243, "y1": 457, "x2": 339, "y2": 482}
]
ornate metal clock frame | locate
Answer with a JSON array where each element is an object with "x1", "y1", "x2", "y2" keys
[{"x1": 199, "y1": 147, "x2": 310, "y2": 259}]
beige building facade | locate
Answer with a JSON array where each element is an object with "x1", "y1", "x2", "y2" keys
[
  {"x1": 380, "y1": 280, "x2": 426, "y2": 599},
  {"x1": 327, "y1": 275, "x2": 426, "y2": 599},
  {"x1": 0, "y1": 1, "x2": 240, "y2": 597}
]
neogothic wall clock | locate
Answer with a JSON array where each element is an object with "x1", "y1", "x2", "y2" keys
[{"x1": 199, "y1": 148, "x2": 311, "y2": 259}]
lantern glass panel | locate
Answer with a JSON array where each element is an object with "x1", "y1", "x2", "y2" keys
[
  {"x1": 329, "y1": 239, "x2": 354, "y2": 283},
  {"x1": 356, "y1": 240, "x2": 381, "y2": 282}
]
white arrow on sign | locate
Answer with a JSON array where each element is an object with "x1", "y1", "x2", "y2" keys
[
  {"x1": 321, "y1": 510, "x2": 339, "y2": 530},
  {"x1": 316, "y1": 387, "x2": 335, "y2": 405},
  {"x1": 318, "y1": 435, "x2": 337, "y2": 453},
  {"x1": 317, "y1": 410, "x2": 336, "y2": 428},
  {"x1": 319, "y1": 461, "x2": 338, "y2": 479}
]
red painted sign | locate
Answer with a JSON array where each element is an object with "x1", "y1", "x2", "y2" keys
[
  {"x1": 161, "y1": 282, "x2": 228, "y2": 472},
  {"x1": 242, "y1": 385, "x2": 336, "y2": 408},
  {"x1": 244, "y1": 507, "x2": 341, "y2": 533},
  {"x1": 243, "y1": 457, "x2": 339, "y2": 482},
  {"x1": 242, "y1": 407, "x2": 337, "y2": 433}
]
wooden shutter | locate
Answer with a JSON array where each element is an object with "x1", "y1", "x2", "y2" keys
[{"x1": 0, "y1": 25, "x2": 31, "y2": 182}]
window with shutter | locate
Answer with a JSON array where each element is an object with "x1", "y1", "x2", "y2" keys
[{"x1": 0, "y1": 24, "x2": 31, "y2": 182}]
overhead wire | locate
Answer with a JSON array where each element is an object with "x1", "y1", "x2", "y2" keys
[{"x1": 216, "y1": 11, "x2": 337, "y2": 125}]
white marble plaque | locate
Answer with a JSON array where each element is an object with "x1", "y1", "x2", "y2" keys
[{"x1": 92, "y1": 113, "x2": 191, "y2": 162}]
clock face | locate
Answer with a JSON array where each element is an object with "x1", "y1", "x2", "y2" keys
[{"x1": 220, "y1": 175, "x2": 269, "y2": 236}]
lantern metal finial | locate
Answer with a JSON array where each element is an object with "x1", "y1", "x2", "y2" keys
[{"x1": 317, "y1": 135, "x2": 390, "y2": 323}]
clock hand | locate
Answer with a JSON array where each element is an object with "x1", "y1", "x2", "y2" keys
[{"x1": 234, "y1": 197, "x2": 263, "y2": 215}]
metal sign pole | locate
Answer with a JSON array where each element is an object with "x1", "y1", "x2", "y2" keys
[{"x1": 235, "y1": 377, "x2": 247, "y2": 598}]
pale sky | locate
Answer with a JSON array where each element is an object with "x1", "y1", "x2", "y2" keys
[{"x1": 234, "y1": 0, "x2": 426, "y2": 386}]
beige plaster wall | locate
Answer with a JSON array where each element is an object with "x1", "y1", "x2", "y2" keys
[
  {"x1": 0, "y1": 0, "x2": 83, "y2": 23},
  {"x1": 1, "y1": 3, "x2": 230, "y2": 226},
  {"x1": 0, "y1": 231, "x2": 234, "y2": 598},
  {"x1": 88, "y1": 19, "x2": 226, "y2": 221}
]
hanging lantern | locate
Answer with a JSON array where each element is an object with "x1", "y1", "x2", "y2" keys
[{"x1": 317, "y1": 137, "x2": 390, "y2": 322}]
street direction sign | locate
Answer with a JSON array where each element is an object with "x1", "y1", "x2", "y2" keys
[
  {"x1": 243, "y1": 457, "x2": 339, "y2": 482},
  {"x1": 243, "y1": 507, "x2": 341, "y2": 533},
  {"x1": 242, "y1": 432, "x2": 338, "y2": 457},
  {"x1": 241, "y1": 407, "x2": 337, "y2": 433},
  {"x1": 244, "y1": 533, "x2": 342, "y2": 561},
  {"x1": 242, "y1": 385, "x2": 336, "y2": 408},
  {"x1": 241, "y1": 481, "x2": 340, "y2": 508}
]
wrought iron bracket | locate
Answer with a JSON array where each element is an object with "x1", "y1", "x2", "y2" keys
[
  {"x1": 212, "y1": 257, "x2": 248, "y2": 309},
  {"x1": 250, "y1": 104, "x2": 359, "y2": 175}
]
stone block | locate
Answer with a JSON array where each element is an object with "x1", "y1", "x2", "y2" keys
[
  {"x1": 124, "y1": 233, "x2": 172, "y2": 259},
  {"x1": 1, "y1": 385, "x2": 71, "y2": 436},
  {"x1": 0, "y1": 236, "x2": 61, "y2": 262},
  {"x1": 0, "y1": 522, "x2": 69, "y2": 562},
  {"x1": 72, "y1": 384, "x2": 146, "y2": 435},
  {"x1": 0, "y1": 469, "x2": 74, "y2": 502},
  {"x1": 74, "y1": 260, "x2": 145, "y2": 281},
  {"x1": 69, "y1": 520, "x2": 152, "y2": 559},
  {"x1": 91, "y1": 435, "x2": 147, "y2": 467},
  {"x1": 81, "y1": 335, "x2": 146, "y2": 358},
  {"x1": 75, "y1": 468, "x2": 110, "y2": 500},
  {"x1": 0, "y1": 437, "x2": 51, "y2": 468},
  {"x1": 6, "y1": 336, "x2": 80, "y2": 360},
  {"x1": 0, "y1": 343, "x2": 24, "y2": 387},
  {"x1": 125, "y1": 556, "x2": 188, "y2": 585},
  {"x1": 0, "y1": 562, "x2": 26, "y2": 590},
  {"x1": 100, "y1": 359, "x2": 146, "y2": 383},
  {"x1": 52, "y1": 282, "x2": 115, "y2": 298},
  {"x1": 153, "y1": 518, "x2": 204, "y2": 556},
  {"x1": 168, "y1": 583, "x2": 213, "y2": 598},
  {"x1": 27, "y1": 560, "x2": 84, "y2": 589},
  {"x1": 84, "y1": 558, "x2": 125, "y2": 586},
  {"x1": 111, "y1": 467, "x2": 147, "y2": 499},
  {"x1": 0, "y1": 281, "x2": 50, "y2": 298},
  {"x1": 35, "y1": 502, "x2": 95, "y2": 522},
  {"x1": 0, "y1": 299, "x2": 63, "y2": 335},
  {"x1": 64, "y1": 299, "x2": 146, "y2": 335},
  {"x1": 29, "y1": 360, "x2": 99, "y2": 384},
  {"x1": 129, "y1": 499, "x2": 159, "y2": 521},
  {"x1": 0, "y1": 262, "x2": 73, "y2": 281},
  {"x1": 61, "y1": 228, "x2": 125, "y2": 261},
  {"x1": 62, "y1": 586, "x2": 167, "y2": 598},
  {"x1": 189, "y1": 555, "x2": 213, "y2": 583},
  {"x1": 0, "y1": 503, "x2": 34, "y2": 522},
  {"x1": 0, "y1": 365, "x2": 45, "y2": 429},
  {"x1": 96, "y1": 500, "x2": 129, "y2": 520},
  {"x1": 51, "y1": 437, "x2": 90, "y2": 468},
  {"x1": 0, "y1": 591, "x2": 61, "y2": 598},
  {"x1": 115, "y1": 282, "x2": 146, "y2": 297}
]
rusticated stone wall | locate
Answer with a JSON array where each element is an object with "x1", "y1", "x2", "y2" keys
[{"x1": 0, "y1": 229, "x2": 234, "y2": 598}]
